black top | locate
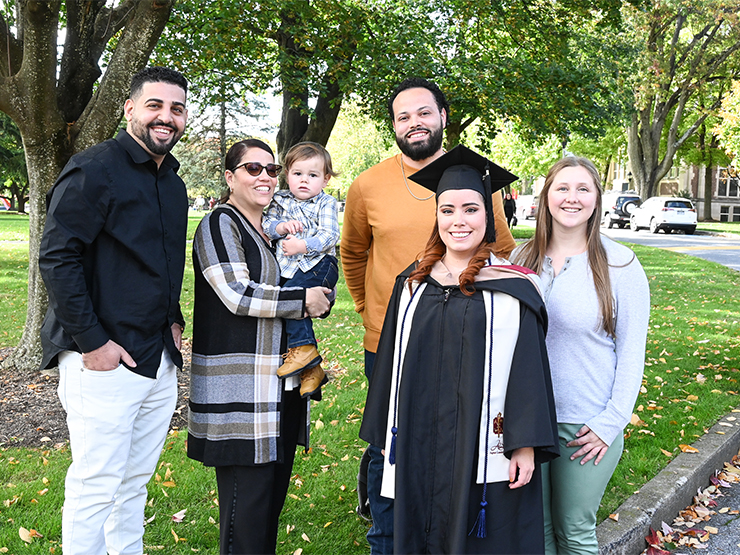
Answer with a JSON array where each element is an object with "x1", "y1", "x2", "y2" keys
[{"x1": 39, "y1": 130, "x2": 188, "y2": 378}]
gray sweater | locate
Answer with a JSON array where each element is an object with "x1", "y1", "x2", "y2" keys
[{"x1": 515, "y1": 236, "x2": 651, "y2": 445}]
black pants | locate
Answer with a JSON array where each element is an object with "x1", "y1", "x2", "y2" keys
[{"x1": 215, "y1": 387, "x2": 302, "y2": 555}]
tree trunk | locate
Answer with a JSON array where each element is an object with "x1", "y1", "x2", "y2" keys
[
  {"x1": 445, "y1": 120, "x2": 463, "y2": 150},
  {"x1": 5, "y1": 132, "x2": 70, "y2": 370},
  {"x1": 219, "y1": 99, "x2": 226, "y2": 187},
  {"x1": 703, "y1": 164, "x2": 714, "y2": 221},
  {"x1": 444, "y1": 116, "x2": 476, "y2": 151}
]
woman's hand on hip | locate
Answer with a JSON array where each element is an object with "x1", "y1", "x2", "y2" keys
[
  {"x1": 305, "y1": 286, "x2": 332, "y2": 318},
  {"x1": 567, "y1": 425, "x2": 609, "y2": 465},
  {"x1": 509, "y1": 447, "x2": 534, "y2": 489}
]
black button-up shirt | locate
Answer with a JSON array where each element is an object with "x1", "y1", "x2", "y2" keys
[{"x1": 39, "y1": 130, "x2": 188, "y2": 378}]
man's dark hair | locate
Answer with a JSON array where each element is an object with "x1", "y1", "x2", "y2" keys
[
  {"x1": 387, "y1": 77, "x2": 449, "y2": 123},
  {"x1": 130, "y1": 66, "x2": 188, "y2": 99}
]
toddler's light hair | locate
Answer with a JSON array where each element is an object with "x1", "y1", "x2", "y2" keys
[{"x1": 283, "y1": 142, "x2": 338, "y2": 178}]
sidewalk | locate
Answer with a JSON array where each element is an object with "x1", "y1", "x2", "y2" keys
[{"x1": 597, "y1": 403, "x2": 740, "y2": 554}]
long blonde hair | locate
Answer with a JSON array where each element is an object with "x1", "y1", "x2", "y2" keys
[{"x1": 512, "y1": 157, "x2": 618, "y2": 337}]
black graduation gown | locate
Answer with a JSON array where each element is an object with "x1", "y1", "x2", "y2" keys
[{"x1": 360, "y1": 263, "x2": 559, "y2": 555}]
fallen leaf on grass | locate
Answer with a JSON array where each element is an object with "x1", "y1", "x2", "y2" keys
[
  {"x1": 293, "y1": 549, "x2": 303, "y2": 555},
  {"x1": 171, "y1": 529, "x2": 186, "y2": 543},
  {"x1": 301, "y1": 532, "x2": 311, "y2": 542},
  {"x1": 660, "y1": 449, "x2": 673, "y2": 457},
  {"x1": 161, "y1": 480, "x2": 176, "y2": 487},
  {"x1": 18, "y1": 528, "x2": 43, "y2": 543},
  {"x1": 324, "y1": 521, "x2": 332, "y2": 528},
  {"x1": 679, "y1": 444, "x2": 699, "y2": 453},
  {"x1": 172, "y1": 509, "x2": 187, "y2": 522},
  {"x1": 687, "y1": 395, "x2": 699, "y2": 402}
]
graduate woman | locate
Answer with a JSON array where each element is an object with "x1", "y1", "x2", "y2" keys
[
  {"x1": 360, "y1": 146, "x2": 559, "y2": 555},
  {"x1": 512, "y1": 157, "x2": 650, "y2": 554}
]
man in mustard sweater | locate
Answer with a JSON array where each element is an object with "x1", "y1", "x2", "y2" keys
[{"x1": 341, "y1": 77, "x2": 516, "y2": 554}]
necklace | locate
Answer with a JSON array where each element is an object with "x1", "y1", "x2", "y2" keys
[
  {"x1": 399, "y1": 155, "x2": 434, "y2": 201},
  {"x1": 439, "y1": 257, "x2": 466, "y2": 280}
]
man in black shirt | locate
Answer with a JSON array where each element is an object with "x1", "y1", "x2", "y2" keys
[{"x1": 39, "y1": 66, "x2": 189, "y2": 555}]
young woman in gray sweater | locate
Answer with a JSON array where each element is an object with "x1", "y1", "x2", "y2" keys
[{"x1": 512, "y1": 157, "x2": 650, "y2": 555}]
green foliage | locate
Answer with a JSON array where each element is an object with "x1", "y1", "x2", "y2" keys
[
  {"x1": 0, "y1": 113, "x2": 28, "y2": 211},
  {"x1": 486, "y1": 120, "x2": 562, "y2": 181},
  {"x1": 172, "y1": 139, "x2": 224, "y2": 200},
  {"x1": 157, "y1": 0, "x2": 637, "y2": 161},
  {"x1": 325, "y1": 102, "x2": 397, "y2": 199},
  {"x1": 716, "y1": 80, "x2": 740, "y2": 158},
  {"x1": 624, "y1": 0, "x2": 740, "y2": 197}
]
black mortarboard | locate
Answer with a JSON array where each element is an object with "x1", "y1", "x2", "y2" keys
[{"x1": 408, "y1": 145, "x2": 518, "y2": 243}]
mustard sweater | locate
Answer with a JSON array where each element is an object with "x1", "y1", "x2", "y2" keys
[{"x1": 341, "y1": 153, "x2": 516, "y2": 352}]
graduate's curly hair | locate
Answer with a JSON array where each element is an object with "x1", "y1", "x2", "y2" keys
[{"x1": 408, "y1": 224, "x2": 495, "y2": 297}]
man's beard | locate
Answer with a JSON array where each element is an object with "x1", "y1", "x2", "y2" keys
[
  {"x1": 395, "y1": 122, "x2": 444, "y2": 162},
  {"x1": 130, "y1": 118, "x2": 182, "y2": 156}
]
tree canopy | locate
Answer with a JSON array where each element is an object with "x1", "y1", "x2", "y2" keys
[
  {"x1": 156, "y1": 0, "x2": 637, "y2": 162},
  {"x1": 717, "y1": 80, "x2": 740, "y2": 158},
  {"x1": 625, "y1": 0, "x2": 740, "y2": 199}
]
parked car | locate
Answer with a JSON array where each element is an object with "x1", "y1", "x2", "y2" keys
[
  {"x1": 630, "y1": 197, "x2": 697, "y2": 234},
  {"x1": 601, "y1": 191, "x2": 641, "y2": 229},
  {"x1": 517, "y1": 195, "x2": 538, "y2": 220}
]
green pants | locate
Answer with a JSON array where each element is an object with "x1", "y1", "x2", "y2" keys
[{"x1": 542, "y1": 423, "x2": 624, "y2": 555}]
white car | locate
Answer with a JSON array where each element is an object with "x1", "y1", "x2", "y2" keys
[{"x1": 630, "y1": 196, "x2": 697, "y2": 234}]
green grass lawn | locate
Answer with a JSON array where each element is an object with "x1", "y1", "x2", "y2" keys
[
  {"x1": 1, "y1": 212, "x2": 739, "y2": 553},
  {"x1": 697, "y1": 220, "x2": 740, "y2": 235},
  {"x1": 0, "y1": 212, "x2": 29, "y2": 241}
]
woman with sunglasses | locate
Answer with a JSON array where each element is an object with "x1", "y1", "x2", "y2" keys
[{"x1": 187, "y1": 139, "x2": 331, "y2": 554}]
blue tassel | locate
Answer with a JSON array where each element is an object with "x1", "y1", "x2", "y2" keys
[
  {"x1": 469, "y1": 500, "x2": 487, "y2": 538},
  {"x1": 389, "y1": 426, "x2": 398, "y2": 465}
]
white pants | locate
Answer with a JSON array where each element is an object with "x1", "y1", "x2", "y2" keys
[{"x1": 57, "y1": 349, "x2": 177, "y2": 555}]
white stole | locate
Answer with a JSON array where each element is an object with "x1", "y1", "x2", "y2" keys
[{"x1": 476, "y1": 292, "x2": 520, "y2": 484}]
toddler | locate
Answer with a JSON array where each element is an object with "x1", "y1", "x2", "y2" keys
[{"x1": 263, "y1": 142, "x2": 339, "y2": 399}]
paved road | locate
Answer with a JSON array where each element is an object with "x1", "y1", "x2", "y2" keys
[
  {"x1": 700, "y1": 474, "x2": 740, "y2": 554},
  {"x1": 516, "y1": 219, "x2": 740, "y2": 272},
  {"x1": 600, "y1": 227, "x2": 740, "y2": 272}
]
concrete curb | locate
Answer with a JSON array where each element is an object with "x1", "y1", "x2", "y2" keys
[{"x1": 597, "y1": 405, "x2": 740, "y2": 555}]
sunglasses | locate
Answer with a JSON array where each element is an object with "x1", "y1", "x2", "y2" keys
[{"x1": 233, "y1": 162, "x2": 282, "y2": 178}]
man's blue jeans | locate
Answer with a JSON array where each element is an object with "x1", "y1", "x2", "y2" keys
[
  {"x1": 283, "y1": 255, "x2": 338, "y2": 348},
  {"x1": 364, "y1": 350, "x2": 394, "y2": 554}
]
